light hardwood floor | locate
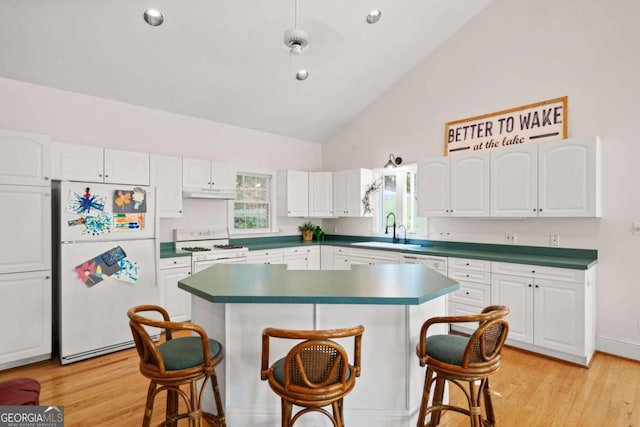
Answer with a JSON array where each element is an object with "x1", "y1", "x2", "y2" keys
[{"x1": 1, "y1": 343, "x2": 639, "y2": 426}]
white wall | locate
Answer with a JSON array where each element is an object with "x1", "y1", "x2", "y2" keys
[
  {"x1": 0, "y1": 77, "x2": 323, "y2": 241},
  {"x1": 322, "y1": 0, "x2": 640, "y2": 358}
]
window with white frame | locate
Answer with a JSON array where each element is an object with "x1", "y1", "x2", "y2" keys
[
  {"x1": 231, "y1": 172, "x2": 274, "y2": 233},
  {"x1": 377, "y1": 166, "x2": 421, "y2": 234}
]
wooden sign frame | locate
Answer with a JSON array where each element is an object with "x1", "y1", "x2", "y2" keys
[{"x1": 444, "y1": 96, "x2": 568, "y2": 155}]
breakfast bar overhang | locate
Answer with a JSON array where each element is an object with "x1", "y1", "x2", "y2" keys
[{"x1": 179, "y1": 263, "x2": 460, "y2": 427}]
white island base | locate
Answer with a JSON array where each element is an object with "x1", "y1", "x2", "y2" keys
[{"x1": 191, "y1": 296, "x2": 448, "y2": 427}]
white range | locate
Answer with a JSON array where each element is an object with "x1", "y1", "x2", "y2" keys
[{"x1": 174, "y1": 228, "x2": 248, "y2": 274}]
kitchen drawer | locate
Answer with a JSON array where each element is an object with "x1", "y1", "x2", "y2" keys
[
  {"x1": 284, "y1": 246, "x2": 312, "y2": 255},
  {"x1": 448, "y1": 268, "x2": 491, "y2": 284},
  {"x1": 492, "y1": 261, "x2": 585, "y2": 283},
  {"x1": 448, "y1": 257, "x2": 491, "y2": 272},
  {"x1": 333, "y1": 247, "x2": 349, "y2": 255},
  {"x1": 159, "y1": 257, "x2": 191, "y2": 270},
  {"x1": 448, "y1": 281, "x2": 491, "y2": 307},
  {"x1": 284, "y1": 246, "x2": 319, "y2": 257}
]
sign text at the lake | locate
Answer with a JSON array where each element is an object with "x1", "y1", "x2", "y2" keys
[{"x1": 445, "y1": 97, "x2": 567, "y2": 155}]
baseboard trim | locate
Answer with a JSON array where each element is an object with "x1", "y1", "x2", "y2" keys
[{"x1": 596, "y1": 335, "x2": 640, "y2": 361}]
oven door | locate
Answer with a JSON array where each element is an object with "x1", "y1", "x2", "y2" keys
[{"x1": 192, "y1": 256, "x2": 247, "y2": 274}]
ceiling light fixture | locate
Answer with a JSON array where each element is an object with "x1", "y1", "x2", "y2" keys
[
  {"x1": 296, "y1": 70, "x2": 309, "y2": 81},
  {"x1": 283, "y1": 0, "x2": 310, "y2": 57},
  {"x1": 143, "y1": 9, "x2": 164, "y2": 26},
  {"x1": 384, "y1": 153, "x2": 402, "y2": 168},
  {"x1": 366, "y1": 9, "x2": 382, "y2": 24}
]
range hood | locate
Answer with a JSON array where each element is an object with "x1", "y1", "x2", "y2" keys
[{"x1": 182, "y1": 189, "x2": 237, "y2": 199}]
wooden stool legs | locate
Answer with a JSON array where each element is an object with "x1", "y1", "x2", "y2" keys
[
  {"x1": 417, "y1": 372, "x2": 497, "y2": 427},
  {"x1": 141, "y1": 377, "x2": 225, "y2": 427}
]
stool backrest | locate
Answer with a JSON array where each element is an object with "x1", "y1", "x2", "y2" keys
[
  {"x1": 463, "y1": 305, "x2": 510, "y2": 368},
  {"x1": 261, "y1": 325, "x2": 364, "y2": 395}
]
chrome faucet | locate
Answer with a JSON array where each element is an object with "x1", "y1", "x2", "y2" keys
[
  {"x1": 385, "y1": 212, "x2": 398, "y2": 243},
  {"x1": 398, "y1": 225, "x2": 408, "y2": 244}
]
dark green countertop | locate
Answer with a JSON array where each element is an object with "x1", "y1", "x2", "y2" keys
[
  {"x1": 231, "y1": 235, "x2": 597, "y2": 270},
  {"x1": 159, "y1": 242, "x2": 191, "y2": 259},
  {"x1": 162, "y1": 235, "x2": 597, "y2": 270},
  {"x1": 178, "y1": 263, "x2": 459, "y2": 305}
]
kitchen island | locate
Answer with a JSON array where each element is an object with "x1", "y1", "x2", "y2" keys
[{"x1": 179, "y1": 263, "x2": 459, "y2": 427}]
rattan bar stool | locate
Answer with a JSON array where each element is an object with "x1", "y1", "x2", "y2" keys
[
  {"x1": 260, "y1": 325, "x2": 364, "y2": 427},
  {"x1": 416, "y1": 305, "x2": 509, "y2": 427},
  {"x1": 128, "y1": 305, "x2": 226, "y2": 427}
]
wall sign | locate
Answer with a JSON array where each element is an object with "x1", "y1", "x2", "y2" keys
[{"x1": 444, "y1": 96, "x2": 567, "y2": 155}]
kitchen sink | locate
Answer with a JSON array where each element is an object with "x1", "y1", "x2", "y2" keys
[{"x1": 351, "y1": 241, "x2": 423, "y2": 250}]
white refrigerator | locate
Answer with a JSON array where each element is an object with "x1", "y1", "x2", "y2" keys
[{"x1": 57, "y1": 181, "x2": 160, "y2": 364}]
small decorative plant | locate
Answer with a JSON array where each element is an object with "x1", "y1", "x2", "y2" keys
[
  {"x1": 298, "y1": 221, "x2": 316, "y2": 242},
  {"x1": 313, "y1": 225, "x2": 325, "y2": 242}
]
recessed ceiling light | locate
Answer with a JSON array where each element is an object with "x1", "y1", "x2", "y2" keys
[
  {"x1": 143, "y1": 9, "x2": 164, "y2": 26},
  {"x1": 296, "y1": 70, "x2": 309, "y2": 81},
  {"x1": 366, "y1": 9, "x2": 382, "y2": 24}
]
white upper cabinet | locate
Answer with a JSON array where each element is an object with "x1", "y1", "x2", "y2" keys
[
  {"x1": 277, "y1": 170, "x2": 309, "y2": 217},
  {"x1": 417, "y1": 151, "x2": 490, "y2": 217},
  {"x1": 450, "y1": 151, "x2": 491, "y2": 217},
  {"x1": 150, "y1": 154, "x2": 183, "y2": 218},
  {"x1": 308, "y1": 172, "x2": 333, "y2": 217},
  {"x1": 52, "y1": 142, "x2": 150, "y2": 185},
  {"x1": 417, "y1": 157, "x2": 451, "y2": 217},
  {"x1": 104, "y1": 149, "x2": 150, "y2": 185},
  {"x1": 0, "y1": 129, "x2": 51, "y2": 186},
  {"x1": 182, "y1": 157, "x2": 236, "y2": 198},
  {"x1": 333, "y1": 168, "x2": 373, "y2": 217},
  {"x1": 538, "y1": 136, "x2": 601, "y2": 217},
  {"x1": 420, "y1": 137, "x2": 601, "y2": 218},
  {"x1": 490, "y1": 144, "x2": 538, "y2": 217},
  {"x1": 490, "y1": 136, "x2": 601, "y2": 218}
]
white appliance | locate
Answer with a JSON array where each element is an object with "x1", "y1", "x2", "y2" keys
[
  {"x1": 57, "y1": 181, "x2": 161, "y2": 364},
  {"x1": 174, "y1": 228, "x2": 248, "y2": 274}
]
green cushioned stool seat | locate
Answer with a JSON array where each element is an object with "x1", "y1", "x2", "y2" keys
[
  {"x1": 158, "y1": 336, "x2": 222, "y2": 371},
  {"x1": 271, "y1": 357, "x2": 352, "y2": 386},
  {"x1": 424, "y1": 334, "x2": 470, "y2": 366}
]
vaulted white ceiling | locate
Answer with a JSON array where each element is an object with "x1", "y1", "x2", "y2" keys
[{"x1": 0, "y1": 0, "x2": 491, "y2": 142}]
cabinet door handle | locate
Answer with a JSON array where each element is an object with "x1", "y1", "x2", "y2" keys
[
  {"x1": 105, "y1": 174, "x2": 109, "y2": 178},
  {"x1": 98, "y1": 174, "x2": 103, "y2": 177},
  {"x1": 535, "y1": 284, "x2": 539, "y2": 288},
  {"x1": 528, "y1": 284, "x2": 533, "y2": 287}
]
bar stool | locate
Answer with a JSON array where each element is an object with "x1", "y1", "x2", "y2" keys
[
  {"x1": 127, "y1": 305, "x2": 226, "y2": 427},
  {"x1": 260, "y1": 325, "x2": 364, "y2": 427},
  {"x1": 416, "y1": 305, "x2": 509, "y2": 427}
]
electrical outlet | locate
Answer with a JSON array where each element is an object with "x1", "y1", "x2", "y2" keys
[
  {"x1": 504, "y1": 233, "x2": 517, "y2": 243},
  {"x1": 549, "y1": 234, "x2": 560, "y2": 246}
]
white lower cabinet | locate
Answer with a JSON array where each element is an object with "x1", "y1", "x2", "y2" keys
[
  {"x1": 284, "y1": 246, "x2": 320, "y2": 270},
  {"x1": 332, "y1": 247, "x2": 350, "y2": 270},
  {"x1": 247, "y1": 249, "x2": 284, "y2": 265},
  {"x1": 159, "y1": 257, "x2": 191, "y2": 323},
  {"x1": 0, "y1": 271, "x2": 52, "y2": 369},
  {"x1": 447, "y1": 257, "x2": 492, "y2": 335},
  {"x1": 491, "y1": 261, "x2": 595, "y2": 365}
]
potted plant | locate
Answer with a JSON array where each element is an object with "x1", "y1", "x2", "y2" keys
[
  {"x1": 313, "y1": 225, "x2": 325, "y2": 242},
  {"x1": 298, "y1": 221, "x2": 316, "y2": 242}
]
